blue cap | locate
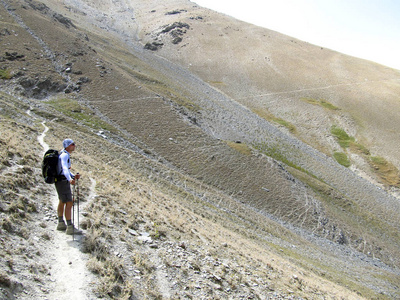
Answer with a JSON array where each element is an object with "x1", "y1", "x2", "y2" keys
[{"x1": 63, "y1": 139, "x2": 74, "y2": 149}]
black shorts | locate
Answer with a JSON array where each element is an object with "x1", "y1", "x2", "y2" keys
[{"x1": 55, "y1": 180, "x2": 72, "y2": 203}]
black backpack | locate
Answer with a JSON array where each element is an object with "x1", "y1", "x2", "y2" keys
[{"x1": 41, "y1": 149, "x2": 60, "y2": 184}]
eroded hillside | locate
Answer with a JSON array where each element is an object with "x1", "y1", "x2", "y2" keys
[{"x1": 1, "y1": 0, "x2": 400, "y2": 299}]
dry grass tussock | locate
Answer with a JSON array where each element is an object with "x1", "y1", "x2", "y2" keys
[{"x1": 0, "y1": 109, "x2": 54, "y2": 297}]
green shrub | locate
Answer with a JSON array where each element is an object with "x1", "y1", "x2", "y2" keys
[
  {"x1": 274, "y1": 117, "x2": 296, "y2": 133},
  {"x1": 47, "y1": 98, "x2": 116, "y2": 133},
  {"x1": 370, "y1": 156, "x2": 386, "y2": 165},
  {"x1": 331, "y1": 126, "x2": 355, "y2": 148},
  {"x1": 350, "y1": 142, "x2": 370, "y2": 155},
  {"x1": 333, "y1": 152, "x2": 351, "y2": 167},
  {"x1": 301, "y1": 97, "x2": 339, "y2": 110},
  {"x1": 0, "y1": 69, "x2": 12, "y2": 80},
  {"x1": 253, "y1": 109, "x2": 296, "y2": 133}
]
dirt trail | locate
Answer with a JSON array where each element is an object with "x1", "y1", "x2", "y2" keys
[
  {"x1": 237, "y1": 77, "x2": 400, "y2": 100},
  {"x1": 38, "y1": 121, "x2": 49, "y2": 154},
  {"x1": 38, "y1": 119, "x2": 98, "y2": 299},
  {"x1": 2, "y1": 2, "x2": 99, "y2": 295}
]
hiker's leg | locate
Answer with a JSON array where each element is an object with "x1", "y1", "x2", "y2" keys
[
  {"x1": 65, "y1": 201, "x2": 73, "y2": 222},
  {"x1": 55, "y1": 181, "x2": 67, "y2": 230},
  {"x1": 65, "y1": 200, "x2": 81, "y2": 235},
  {"x1": 55, "y1": 180, "x2": 72, "y2": 231},
  {"x1": 58, "y1": 201, "x2": 65, "y2": 218},
  {"x1": 56, "y1": 202, "x2": 67, "y2": 230}
]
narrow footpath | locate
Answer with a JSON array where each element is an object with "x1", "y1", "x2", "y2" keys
[{"x1": 38, "y1": 120, "x2": 98, "y2": 299}]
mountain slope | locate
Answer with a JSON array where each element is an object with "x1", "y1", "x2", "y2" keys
[
  {"x1": 133, "y1": 0, "x2": 400, "y2": 172},
  {"x1": 36, "y1": 0, "x2": 400, "y2": 263},
  {"x1": 1, "y1": 0, "x2": 400, "y2": 298}
]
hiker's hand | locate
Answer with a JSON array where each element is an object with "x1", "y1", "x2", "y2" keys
[
  {"x1": 75, "y1": 173, "x2": 81, "y2": 180},
  {"x1": 70, "y1": 179, "x2": 76, "y2": 185}
]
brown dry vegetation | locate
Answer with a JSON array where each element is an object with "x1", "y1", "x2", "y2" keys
[{"x1": 1, "y1": 0, "x2": 400, "y2": 299}]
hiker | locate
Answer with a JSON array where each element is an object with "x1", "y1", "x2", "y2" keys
[{"x1": 55, "y1": 138, "x2": 81, "y2": 235}]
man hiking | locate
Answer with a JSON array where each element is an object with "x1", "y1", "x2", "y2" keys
[{"x1": 55, "y1": 138, "x2": 81, "y2": 235}]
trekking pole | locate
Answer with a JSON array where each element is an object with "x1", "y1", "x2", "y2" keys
[
  {"x1": 72, "y1": 182, "x2": 76, "y2": 241},
  {"x1": 76, "y1": 173, "x2": 80, "y2": 230}
]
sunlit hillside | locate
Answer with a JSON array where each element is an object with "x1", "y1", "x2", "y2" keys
[{"x1": 1, "y1": 0, "x2": 400, "y2": 299}]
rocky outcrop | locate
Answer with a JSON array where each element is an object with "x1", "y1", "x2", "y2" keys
[
  {"x1": 26, "y1": 0, "x2": 75, "y2": 28},
  {"x1": 18, "y1": 76, "x2": 68, "y2": 99},
  {"x1": 144, "y1": 41, "x2": 164, "y2": 51},
  {"x1": 144, "y1": 21, "x2": 190, "y2": 50},
  {"x1": 1, "y1": 51, "x2": 25, "y2": 61},
  {"x1": 52, "y1": 13, "x2": 76, "y2": 28}
]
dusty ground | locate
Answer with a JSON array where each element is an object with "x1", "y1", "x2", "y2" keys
[{"x1": 1, "y1": 0, "x2": 400, "y2": 299}]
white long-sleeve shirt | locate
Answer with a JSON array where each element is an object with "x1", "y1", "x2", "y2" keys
[{"x1": 57, "y1": 150, "x2": 74, "y2": 182}]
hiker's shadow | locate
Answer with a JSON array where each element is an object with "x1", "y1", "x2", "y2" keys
[{"x1": 66, "y1": 233, "x2": 85, "y2": 249}]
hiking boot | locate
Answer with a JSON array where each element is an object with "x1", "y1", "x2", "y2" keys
[
  {"x1": 66, "y1": 225, "x2": 82, "y2": 235},
  {"x1": 56, "y1": 222, "x2": 67, "y2": 231}
]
